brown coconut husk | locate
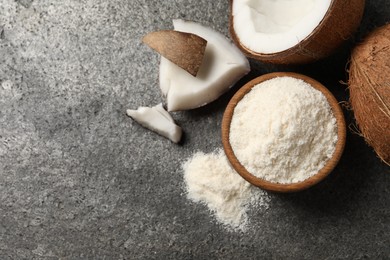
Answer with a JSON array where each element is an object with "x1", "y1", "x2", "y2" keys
[
  {"x1": 349, "y1": 24, "x2": 390, "y2": 166},
  {"x1": 229, "y1": 0, "x2": 365, "y2": 64},
  {"x1": 143, "y1": 30, "x2": 207, "y2": 76}
]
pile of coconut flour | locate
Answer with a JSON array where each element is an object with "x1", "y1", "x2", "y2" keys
[
  {"x1": 230, "y1": 76, "x2": 338, "y2": 184},
  {"x1": 182, "y1": 149, "x2": 270, "y2": 231}
]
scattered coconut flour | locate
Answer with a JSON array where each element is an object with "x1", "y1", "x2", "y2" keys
[
  {"x1": 182, "y1": 149, "x2": 270, "y2": 231},
  {"x1": 230, "y1": 76, "x2": 338, "y2": 184}
]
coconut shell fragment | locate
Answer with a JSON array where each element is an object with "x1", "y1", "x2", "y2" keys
[
  {"x1": 143, "y1": 30, "x2": 207, "y2": 76},
  {"x1": 349, "y1": 24, "x2": 390, "y2": 165}
]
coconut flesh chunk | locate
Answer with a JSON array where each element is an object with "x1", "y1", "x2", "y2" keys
[
  {"x1": 127, "y1": 103, "x2": 182, "y2": 143},
  {"x1": 232, "y1": 0, "x2": 332, "y2": 54},
  {"x1": 160, "y1": 19, "x2": 250, "y2": 112}
]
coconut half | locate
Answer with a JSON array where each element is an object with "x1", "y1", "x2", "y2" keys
[
  {"x1": 230, "y1": 0, "x2": 365, "y2": 64},
  {"x1": 160, "y1": 19, "x2": 250, "y2": 112}
]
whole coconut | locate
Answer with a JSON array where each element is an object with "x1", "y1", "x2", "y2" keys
[{"x1": 349, "y1": 24, "x2": 390, "y2": 165}]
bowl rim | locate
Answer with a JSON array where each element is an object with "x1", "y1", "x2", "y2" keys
[{"x1": 221, "y1": 72, "x2": 346, "y2": 193}]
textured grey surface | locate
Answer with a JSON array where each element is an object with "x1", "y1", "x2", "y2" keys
[{"x1": 0, "y1": 0, "x2": 389, "y2": 259}]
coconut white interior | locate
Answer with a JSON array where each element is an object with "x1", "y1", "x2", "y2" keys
[
  {"x1": 232, "y1": 0, "x2": 332, "y2": 54},
  {"x1": 127, "y1": 103, "x2": 182, "y2": 143},
  {"x1": 160, "y1": 19, "x2": 250, "y2": 112}
]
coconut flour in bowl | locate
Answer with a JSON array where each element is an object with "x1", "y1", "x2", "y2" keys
[
  {"x1": 229, "y1": 76, "x2": 338, "y2": 184},
  {"x1": 182, "y1": 75, "x2": 340, "y2": 230}
]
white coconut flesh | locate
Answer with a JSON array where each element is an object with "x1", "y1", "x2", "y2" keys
[
  {"x1": 127, "y1": 103, "x2": 182, "y2": 143},
  {"x1": 232, "y1": 0, "x2": 332, "y2": 54},
  {"x1": 160, "y1": 19, "x2": 250, "y2": 112}
]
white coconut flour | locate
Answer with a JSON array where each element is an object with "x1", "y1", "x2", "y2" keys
[
  {"x1": 230, "y1": 76, "x2": 338, "y2": 184},
  {"x1": 182, "y1": 149, "x2": 270, "y2": 231},
  {"x1": 182, "y1": 76, "x2": 337, "y2": 231}
]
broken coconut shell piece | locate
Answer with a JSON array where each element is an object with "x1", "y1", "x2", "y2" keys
[
  {"x1": 160, "y1": 19, "x2": 250, "y2": 112},
  {"x1": 143, "y1": 30, "x2": 207, "y2": 76}
]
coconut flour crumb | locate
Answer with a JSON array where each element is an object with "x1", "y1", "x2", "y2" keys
[
  {"x1": 230, "y1": 76, "x2": 338, "y2": 184},
  {"x1": 182, "y1": 149, "x2": 270, "y2": 231}
]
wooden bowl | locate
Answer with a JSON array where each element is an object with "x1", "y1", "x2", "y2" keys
[{"x1": 221, "y1": 72, "x2": 346, "y2": 193}]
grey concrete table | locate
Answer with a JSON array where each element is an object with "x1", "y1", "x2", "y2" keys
[{"x1": 0, "y1": 0, "x2": 389, "y2": 259}]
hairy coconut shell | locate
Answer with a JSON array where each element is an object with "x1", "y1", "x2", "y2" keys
[
  {"x1": 143, "y1": 30, "x2": 207, "y2": 76},
  {"x1": 349, "y1": 24, "x2": 390, "y2": 165},
  {"x1": 229, "y1": 0, "x2": 365, "y2": 64}
]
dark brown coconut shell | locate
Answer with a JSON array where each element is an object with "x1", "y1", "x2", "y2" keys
[
  {"x1": 143, "y1": 30, "x2": 207, "y2": 76},
  {"x1": 229, "y1": 0, "x2": 365, "y2": 64},
  {"x1": 349, "y1": 24, "x2": 390, "y2": 166}
]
